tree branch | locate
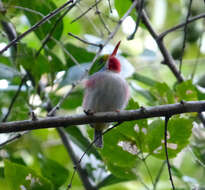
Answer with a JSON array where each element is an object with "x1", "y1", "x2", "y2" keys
[
  {"x1": 140, "y1": 9, "x2": 184, "y2": 83},
  {"x1": 0, "y1": 0, "x2": 74, "y2": 54},
  {"x1": 2, "y1": 75, "x2": 27, "y2": 122},
  {"x1": 179, "y1": 0, "x2": 192, "y2": 73},
  {"x1": 1, "y1": 101, "x2": 205, "y2": 133},
  {"x1": 57, "y1": 128, "x2": 97, "y2": 190},
  {"x1": 159, "y1": 13, "x2": 205, "y2": 39},
  {"x1": 88, "y1": 0, "x2": 138, "y2": 73},
  {"x1": 164, "y1": 116, "x2": 175, "y2": 189}
]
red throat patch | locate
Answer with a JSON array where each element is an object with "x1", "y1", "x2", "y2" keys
[{"x1": 108, "y1": 56, "x2": 121, "y2": 73}]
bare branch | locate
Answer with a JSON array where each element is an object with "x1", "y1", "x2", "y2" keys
[
  {"x1": 71, "y1": 0, "x2": 102, "y2": 23},
  {"x1": 57, "y1": 128, "x2": 97, "y2": 190},
  {"x1": 35, "y1": 3, "x2": 77, "y2": 57},
  {"x1": 0, "y1": 131, "x2": 29, "y2": 148},
  {"x1": 95, "y1": 0, "x2": 111, "y2": 34},
  {"x1": 14, "y1": 6, "x2": 51, "y2": 23},
  {"x1": 68, "y1": 32, "x2": 103, "y2": 48},
  {"x1": 88, "y1": 0, "x2": 138, "y2": 73},
  {"x1": 164, "y1": 116, "x2": 175, "y2": 189},
  {"x1": 159, "y1": 13, "x2": 205, "y2": 39},
  {"x1": 179, "y1": 0, "x2": 193, "y2": 73},
  {"x1": 128, "y1": 0, "x2": 144, "y2": 40},
  {"x1": 107, "y1": 0, "x2": 112, "y2": 13},
  {"x1": 2, "y1": 75, "x2": 27, "y2": 122},
  {"x1": 68, "y1": 122, "x2": 122, "y2": 189},
  {"x1": 47, "y1": 84, "x2": 76, "y2": 117},
  {"x1": 51, "y1": 37, "x2": 80, "y2": 65},
  {"x1": 153, "y1": 161, "x2": 166, "y2": 190},
  {"x1": 140, "y1": 10, "x2": 184, "y2": 82},
  {"x1": 1, "y1": 101, "x2": 205, "y2": 133},
  {"x1": 0, "y1": 0, "x2": 74, "y2": 54}
]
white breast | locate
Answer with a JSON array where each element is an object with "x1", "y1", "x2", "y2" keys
[{"x1": 83, "y1": 71, "x2": 129, "y2": 112}]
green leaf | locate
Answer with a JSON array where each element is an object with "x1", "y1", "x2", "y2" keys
[
  {"x1": 64, "y1": 43, "x2": 95, "y2": 67},
  {"x1": 176, "y1": 80, "x2": 198, "y2": 101},
  {"x1": 131, "y1": 73, "x2": 157, "y2": 87},
  {"x1": 130, "y1": 84, "x2": 156, "y2": 104},
  {"x1": 45, "y1": 50, "x2": 65, "y2": 72},
  {"x1": 89, "y1": 56, "x2": 106, "y2": 75},
  {"x1": 65, "y1": 126, "x2": 101, "y2": 159},
  {"x1": 62, "y1": 89, "x2": 83, "y2": 110},
  {"x1": 118, "y1": 120, "x2": 149, "y2": 153},
  {"x1": 4, "y1": 159, "x2": 53, "y2": 190},
  {"x1": 38, "y1": 156, "x2": 69, "y2": 188},
  {"x1": 106, "y1": 162, "x2": 137, "y2": 180},
  {"x1": 150, "y1": 82, "x2": 175, "y2": 104},
  {"x1": 126, "y1": 98, "x2": 140, "y2": 110},
  {"x1": 147, "y1": 117, "x2": 193, "y2": 159},
  {"x1": 114, "y1": 0, "x2": 136, "y2": 19},
  {"x1": 0, "y1": 167, "x2": 4, "y2": 178},
  {"x1": 17, "y1": 0, "x2": 63, "y2": 49},
  {"x1": 0, "y1": 55, "x2": 11, "y2": 66},
  {"x1": 17, "y1": 44, "x2": 59, "y2": 82},
  {"x1": 100, "y1": 124, "x2": 138, "y2": 168},
  {"x1": 97, "y1": 174, "x2": 131, "y2": 188}
]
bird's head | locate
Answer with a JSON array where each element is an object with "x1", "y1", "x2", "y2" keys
[{"x1": 106, "y1": 41, "x2": 121, "y2": 73}]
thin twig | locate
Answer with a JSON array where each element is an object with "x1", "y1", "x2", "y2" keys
[
  {"x1": 128, "y1": 0, "x2": 144, "y2": 40},
  {"x1": 0, "y1": 0, "x2": 74, "y2": 54},
  {"x1": 153, "y1": 161, "x2": 166, "y2": 190},
  {"x1": 88, "y1": 0, "x2": 138, "y2": 74},
  {"x1": 140, "y1": 9, "x2": 184, "y2": 83},
  {"x1": 57, "y1": 128, "x2": 97, "y2": 190},
  {"x1": 68, "y1": 32, "x2": 102, "y2": 48},
  {"x1": 164, "y1": 116, "x2": 175, "y2": 189},
  {"x1": 2, "y1": 75, "x2": 27, "y2": 122},
  {"x1": 76, "y1": 2, "x2": 102, "y2": 36},
  {"x1": 191, "y1": 37, "x2": 202, "y2": 80},
  {"x1": 68, "y1": 122, "x2": 122, "y2": 189},
  {"x1": 95, "y1": 0, "x2": 111, "y2": 34},
  {"x1": 71, "y1": 0, "x2": 102, "y2": 23},
  {"x1": 107, "y1": 0, "x2": 112, "y2": 13},
  {"x1": 1, "y1": 100, "x2": 205, "y2": 133},
  {"x1": 51, "y1": 37, "x2": 80, "y2": 65},
  {"x1": 35, "y1": 3, "x2": 77, "y2": 57},
  {"x1": 0, "y1": 131, "x2": 29, "y2": 148},
  {"x1": 14, "y1": 6, "x2": 51, "y2": 24},
  {"x1": 48, "y1": 84, "x2": 76, "y2": 116},
  {"x1": 159, "y1": 13, "x2": 205, "y2": 39},
  {"x1": 135, "y1": 127, "x2": 154, "y2": 187},
  {"x1": 179, "y1": 0, "x2": 193, "y2": 73}
]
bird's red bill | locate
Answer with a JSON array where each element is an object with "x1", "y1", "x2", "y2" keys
[{"x1": 111, "y1": 41, "x2": 121, "y2": 56}]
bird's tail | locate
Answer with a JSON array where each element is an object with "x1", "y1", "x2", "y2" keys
[{"x1": 94, "y1": 129, "x2": 103, "y2": 148}]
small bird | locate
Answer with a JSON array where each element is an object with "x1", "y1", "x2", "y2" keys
[{"x1": 83, "y1": 41, "x2": 130, "y2": 148}]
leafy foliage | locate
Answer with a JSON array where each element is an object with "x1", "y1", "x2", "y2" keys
[
  {"x1": 4, "y1": 160, "x2": 53, "y2": 190},
  {"x1": 0, "y1": 0, "x2": 205, "y2": 189}
]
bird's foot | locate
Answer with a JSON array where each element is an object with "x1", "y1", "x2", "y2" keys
[
  {"x1": 115, "y1": 109, "x2": 120, "y2": 113},
  {"x1": 84, "y1": 109, "x2": 95, "y2": 115}
]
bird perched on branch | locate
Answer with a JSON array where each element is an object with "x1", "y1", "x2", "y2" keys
[{"x1": 83, "y1": 41, "x2": 130, "y2": 148}]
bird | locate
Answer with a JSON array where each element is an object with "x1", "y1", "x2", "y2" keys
[{"x1": 82, "y1": 41, "x2": 130, "y2": 148}]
